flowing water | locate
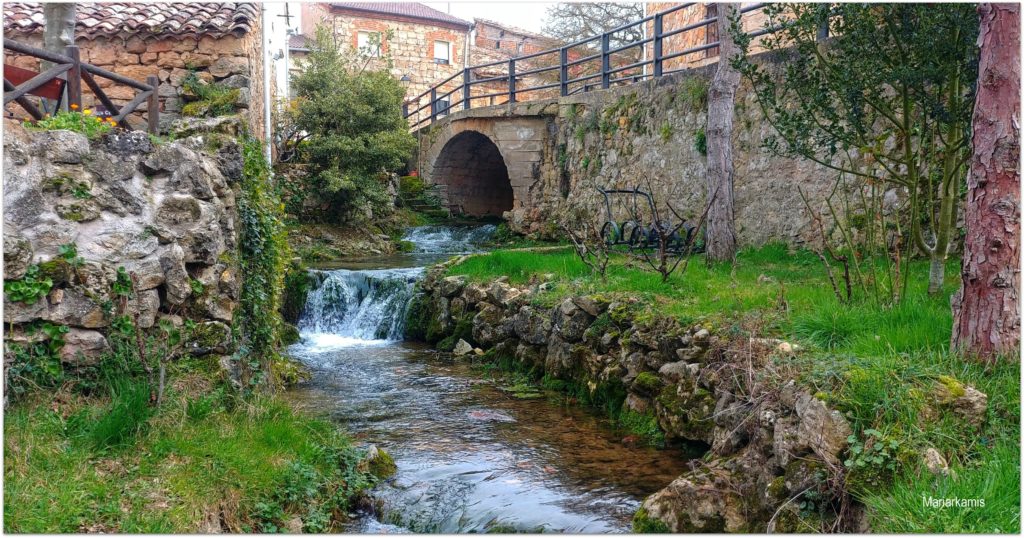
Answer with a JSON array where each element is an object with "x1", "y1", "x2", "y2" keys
[{"x1": 286, "y1": 224, "x2": 693, "y2": 533}]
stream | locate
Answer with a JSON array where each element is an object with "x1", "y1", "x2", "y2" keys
[{"x1": 285, "y1": 224, "x2": 693, "y2": 533}]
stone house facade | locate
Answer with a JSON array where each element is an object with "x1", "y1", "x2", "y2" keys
[
  {"x1": 644, "y1": 2, "x2": 770, "y2": 72},
  {"x1": 2, "y1": 2, "x2": 266, "y2": 139},
  {"x1": 295, "y1": 2, "x2": 472, "y2": 105}
]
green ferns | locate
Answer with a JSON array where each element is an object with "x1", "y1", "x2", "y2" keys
[{"x1": 181, "y1": 72, "x2": 239, "y2": 118}]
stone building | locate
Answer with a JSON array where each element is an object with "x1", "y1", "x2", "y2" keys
[
  {"x1": 2, "y1": 2, "x2": 266, "y2": 138},
  {"x1": 294, "y1": 2, "x2": 472, "y2": 105},
  {"x1": 644, "y1": 2, "x2": 770, "y2": 72}
]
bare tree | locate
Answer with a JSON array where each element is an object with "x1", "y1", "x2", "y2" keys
[
  {"x1": 542, "y1": 3, "x2": 645, "y2": 55},
  {"x1": 626, "y1": 179, "x2": 718, "y2": 283},
  {"x1": 560, "y1": 204, "x2": 611, "y2": 279},
  {"x1": 951, "y1": 3, "x2": 1021, "y2": 361},
  {"x1": 705, "y1": 3, "x2": 740, "y2": 262}
]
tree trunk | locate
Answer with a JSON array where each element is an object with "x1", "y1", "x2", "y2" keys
[
  {"x1": 928, "y1": 257, "x2": 946, "y2": 296},
  {"x1": 951, "y1": 3, "x2": 1021, "y2": 361},
  {"x1": 705, "y1": 3, "x2": 741, "y2": 262},
  {"x1": 42, "y1": 3, "x2": 76, "y2": 112}
]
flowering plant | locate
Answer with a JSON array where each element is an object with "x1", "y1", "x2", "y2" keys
[{"x1": 24, "y1": 105, "x2": 118, "y2": 138}]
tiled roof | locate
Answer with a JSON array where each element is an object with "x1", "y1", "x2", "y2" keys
[
  {"x1": 474, "y1": 18, "x2": 554, "y2": 42},
  {"x1": 2, "y1": 2, "x2": 258, "y2": 40},
  {"x1": 289, "y1": 34, "x2": 312, "y2": 51},
  {"x1": 329, "y1": 2, "x2": 471, "y2": 28}
]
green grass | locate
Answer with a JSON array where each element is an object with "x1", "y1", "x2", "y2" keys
[
  {"x1": 4, "y1": 362, "x2": 374, "y2": 533},
  {"x1": 447, "y1": 244, "x2": 1020, "y2": 533},
  {"x1": 448, "y1": 244, "x2": 958, "y2": 356}
]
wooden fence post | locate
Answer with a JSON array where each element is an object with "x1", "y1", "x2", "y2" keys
[
  {"x1": 146, "y1": 75, "x2": 159, "y2": 134},
  {"x1": 65, "y1": 45, "x2": 81, "y2": 112}
]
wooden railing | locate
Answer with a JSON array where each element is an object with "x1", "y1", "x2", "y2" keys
[
  {"x1": 3, "y1": 39, "x2": 159, "y2": 133},
  {"x1": 404, "y1": 2, "x2": 803, "y2": 130}
]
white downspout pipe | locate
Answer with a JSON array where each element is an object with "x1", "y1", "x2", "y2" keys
[{"x1": 262, "y1": 3, "x2": 273, "y2": 164}]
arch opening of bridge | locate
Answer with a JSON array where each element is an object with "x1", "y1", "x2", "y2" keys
[{"x1": 431, "y1": 130, "x2": 514, "y2": 217}]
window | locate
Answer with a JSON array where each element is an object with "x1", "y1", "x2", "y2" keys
[
  {"x1": 357, "y1": 30, "x2": 381, "y2": 57},
  {"x1": 433, "y1": 40, "x2": 450, "y2": 64}
]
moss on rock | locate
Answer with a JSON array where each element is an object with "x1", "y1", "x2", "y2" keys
[{"x1": 632, "y1": 507, "x2": 670, "y2": 533}]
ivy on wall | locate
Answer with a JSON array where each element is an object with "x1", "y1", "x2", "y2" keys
[{"x1": 236, "y1": 136, "x2": 291, "y2": 390}]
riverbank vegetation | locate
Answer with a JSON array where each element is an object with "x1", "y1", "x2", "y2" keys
[
  {"x1": 3, "y1": 353, "x2": 382, "y2": 533},
  {"x1": 444, "y1": 244, "x2": 1020, "y2": 532}
]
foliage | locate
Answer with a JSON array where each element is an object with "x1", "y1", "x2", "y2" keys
[
  {"x1": 4, "y1": 264, "x2": 53, "y2": 305},
  {"x1": 4, "y1": 384, "x2": 373, "y2": 532},
  {"x1": 181, "y1": 72, "x2": 239, "y2": 118},
  {"x1": 5, "y1": 322, "x2": 68, "y2": 396},
  {"x1": 284, "y1": 25, "x2": 415, "y2": 223},
  {"x1": 235, "y1": 136, "x2": 291, "y2": 390},
  {"x1": 24, "y1": 108, "x2": 116, "y2": 138},
  {"x1": 844, "y1": 429, "x2": 904, "y2": 490},
  {"x1": 693, "y1": 127, "x2": 707, "y2": 156},
  {"x1": 733, "y1": 4, "x2": 979, "y2": 295},
  {"x1": 677, "y1": 77, "x2": 709, "y2": 111},
  {"x1": 87, "y1": 377, "x2": 155, "y2": 449}
]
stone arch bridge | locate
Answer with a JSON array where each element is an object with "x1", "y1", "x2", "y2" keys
[
  {"x1": 413, "y1": 64, "x2": 840, "y2": 247},
  {"x1": 413, "y1": 101, "x2": 561, "y2": 220}
]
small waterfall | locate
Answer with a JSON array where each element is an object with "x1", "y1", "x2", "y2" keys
[
  {"x1": 401, "y1": 224, "x2": 497, "y2": 253},
  {"x1": 299, "y1": 267, "x2": 423, "y2": 344}
]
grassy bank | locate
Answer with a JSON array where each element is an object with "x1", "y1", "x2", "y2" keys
[
  {"x1": 4, "y1": 356, "x2": 381, "y2": 533},
  {"x1": 445, "y1": 244, "x2": 1020, "y2": 533}
]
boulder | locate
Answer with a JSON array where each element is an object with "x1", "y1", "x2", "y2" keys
[
  {"x1": 572, "y1": 295, "x2": 608, "y2": 317},
  {"x1": 795, "y1": 393, "x2": 852, "y2": 465},
  {"x1": 60, "y1": 329, "x2": 109, "y2": 364},
  {"x1": 37, "y1": 130, "x2": 90, "y2": 164},
  {"x1": 3, "y1": 229, "x2": 33, "y2": 279},
  {"x1": 513, "y1": 305, "x2": 551, "y2": 345},
  {"x1": 102, "y1": 129, "x2": 153, "y2": 156},
  {"x1": 48, "y1": 289, "x2": 107, "y2": 328},
  {"x1": 472, "y1": 302, "x2": 514, "y2": 346},
  {"x1": 452, "y1": 339, "x2": 473, "y2": 356},
  {"x1": 551, "y1": 298, "x2": 594, "y2": 343},
  {"x1": 3, "y1": 296, "x2": 49, "y2": 324},
  {"x1": 123, "y1": 256, "x2": 165, "y2": 291},
  {"x1": 438, "y1": 275, "x2": 467, "y2": 298},
  {"x1": 923, "y1": 447, "x2": 949, "y2": 476},
  {"x1": 159, "y1": 245, "x2": 191, "y2": 304},
  {"x1": 186, "y1": 321, "x2": 234, "y2": 355}
]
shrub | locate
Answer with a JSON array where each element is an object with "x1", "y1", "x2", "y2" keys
[
  {"x1": 88, "y1": 377, "x2": 154, "y2": 449},
  {"x1": 25, "y1": 107, "x2": 115, "y2": 138},
  {"x1": 285, "y1": 26, "x2": 416, "y2": 223},
  {"x1": 181, "y1": 72, "x2": 239, "y2": 117}
]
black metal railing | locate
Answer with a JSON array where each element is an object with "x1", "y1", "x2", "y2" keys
[{"x1": 404, "y1": 2, "x2": 800, "y2": 130}]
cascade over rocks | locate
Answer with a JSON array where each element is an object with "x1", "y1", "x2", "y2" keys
[
  {"x1": 410, "y1": 258, "x2": 859, "y2": 532},
  {"x1": 3, "y1": 121, "x2": 243, "y2": 365}
]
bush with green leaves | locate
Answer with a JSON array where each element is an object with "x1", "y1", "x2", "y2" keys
[
  {"x1": 24, "y1": 108, "x2": 116, "y2": 138},
  {"x1": 284, "y1": 25, "x2": 416, "y2": 223},
  {"x1": 733, "y1": 4, "x2": 978, "y2": 298},
  {"x1": 5, "y1": 265, "x2": 53, "y2": 305},
  {"x1": 181, "y1": 71, "x2": 239, "y2": 118}
]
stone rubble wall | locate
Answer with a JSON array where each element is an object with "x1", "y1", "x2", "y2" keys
[
  {"x1": 410, "y1": 259, "x2": 857, "y2": 532},
  {"x1": 6, "y1": 33, "x2": 264, "y2": 138},
  {"x1": 3, "y1": 118, "x2": 246, "y2": 365}
]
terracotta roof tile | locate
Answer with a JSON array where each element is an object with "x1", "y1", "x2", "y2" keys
[
  {"x1": 2, "y1": 2, "x2": 258, "y2": 40},
  {"x1": 329, "y1": 2, "x2": 471, "y2": 28}
]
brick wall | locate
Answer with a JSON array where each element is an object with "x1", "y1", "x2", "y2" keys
[
  {"x1": 645, "y1": 2, "x2": 772, "y2": 72},
  {"x1": 6, "y1": 29, "x2": 265, "y2": 138},
  {"x1": 300, "y1": 3, "x2": 469, "y2": 103}
]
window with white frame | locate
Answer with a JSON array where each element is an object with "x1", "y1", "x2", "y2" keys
[
  {"x1": 357, "y1": 31, "x2": 382, "y2": 56},
  {"x1": 433, "y1": 40, "x2": 450, "y2": 64}
]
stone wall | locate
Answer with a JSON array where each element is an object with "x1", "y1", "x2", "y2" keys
[
  {"x1": 417, "y1": 47, "x2": 883, "y2": 248},
  {"x1": 3, "y1": 118, "x2": 245, "y2": 366},
  {"x1": 409, "y1": 258, "x2": 857, "y2": 532},
  {"x1": 6, "y1": 31, "x2": 264, "y2": 138}
]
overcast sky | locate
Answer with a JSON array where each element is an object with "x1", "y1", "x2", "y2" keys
[{"x1": 422, "y1": 2, "x2": 560, "y2": 34}]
